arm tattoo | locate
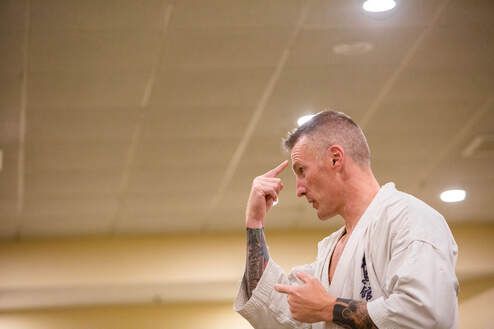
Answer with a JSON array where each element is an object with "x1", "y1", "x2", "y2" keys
[
  {"x1": 333, "y1": 298, "x2": 377, "y2": 329},
  {"x1": 245, "y1": 228, "x2": 270, "y2": 298}
]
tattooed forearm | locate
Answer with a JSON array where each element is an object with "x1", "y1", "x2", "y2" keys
[
  {"x1": 332, "y1": 298, "x2": 377, "y2": 329},
  {"x1": 245, "y1": 228, "x2": 270, "y2": 298}
]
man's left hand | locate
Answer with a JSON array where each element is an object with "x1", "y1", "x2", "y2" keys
[{"x1": 274, "y1": 272, "x2": 335, "y2": 323}]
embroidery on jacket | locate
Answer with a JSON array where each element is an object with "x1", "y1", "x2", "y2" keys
[{"x1": 360, "y1": 254, "x2": 373, "y2": 301}]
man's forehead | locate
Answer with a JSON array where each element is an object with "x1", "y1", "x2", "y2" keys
[
  {"x1": 290, "y1": 143, "x2": 303, "y2": 161},
  {"x1": 290, "y1": 136, "x2": 310, "y2": 155},
  {"x1": 290, "y1": 137, "x2": 311, "y2": 164}
]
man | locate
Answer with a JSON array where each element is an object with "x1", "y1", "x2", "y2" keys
[{"x1": 234, "y1": 110, "x2": 459, "y2": 328}]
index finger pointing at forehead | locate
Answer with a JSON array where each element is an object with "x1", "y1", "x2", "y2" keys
[{"x1": 264, "y1": 160, "x2": 289, "y2": 177}]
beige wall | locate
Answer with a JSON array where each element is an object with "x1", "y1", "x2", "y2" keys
[
  {"x1": 0, "y1": 224, "x2": 493, "y2": 328},
  {"x1": 0, "y1": 303, "x2": 251, "y2": 329},
  {"x1": 1, "y1": 296, "x2": 493, "y2": 329}
]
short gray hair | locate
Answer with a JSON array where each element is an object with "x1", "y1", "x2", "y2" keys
[{"x1": 283, "y1": 110, "x2": 371, "y2": 167}]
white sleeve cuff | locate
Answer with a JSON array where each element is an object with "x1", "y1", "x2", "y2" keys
[
  {"x1": 367, "y1": 297, "x2": 398, "y2": 329},
  {"x1": 233, "y1": 259, "x2": 303, "y2": 329}
]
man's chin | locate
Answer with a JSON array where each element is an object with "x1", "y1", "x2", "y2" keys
[
  {"x1": 316, "y1": 210, "x2": 329, "y2": 220},
  {"x1": 316, "y1": 210, "x2": 335, "y2": 221}
]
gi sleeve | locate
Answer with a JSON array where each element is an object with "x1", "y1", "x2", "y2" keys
[
  {"x1": 234, "y1": 258, "x2": 316, "y2": 329},
  {"x1": 367, "y1": 240, "x2": 459, "y2": 329}
]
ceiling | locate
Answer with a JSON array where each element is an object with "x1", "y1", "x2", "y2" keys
[{"x1": 0, "y1": 0, "x2": 493, "y2": 239}]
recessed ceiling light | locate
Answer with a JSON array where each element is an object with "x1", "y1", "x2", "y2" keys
[
  {"x1": 362, "y1": 0, "x2": 396, "y2": 13},
  {"x1": 297, "y1": 114, "x2": 316, "y2": 126},
  {"x1": 440, "y1": 189, "x2": 466, "y2": 203}
]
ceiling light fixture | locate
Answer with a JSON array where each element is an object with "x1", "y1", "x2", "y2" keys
[
  {"x1": 440, "y1": 189, "x2": 466, "y2": 203},
  {"x1": 297, "y1": 114, "x2": 316, "y2": 127},
  {"x1": 362, "y1": 0, "x2": 396, "y2": 13}
]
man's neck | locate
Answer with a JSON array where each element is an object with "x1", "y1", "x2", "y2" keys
[{"x1": 340, "y1": 167, "x2": 380, "y2": 235}]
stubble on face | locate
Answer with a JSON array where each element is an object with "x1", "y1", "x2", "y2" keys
[
  {"x1": 291, "y1": 138, "x2": 327, "y2": 219},
  {"x1": 291, "y1": 137, "x2": 342, "y2": 222}
]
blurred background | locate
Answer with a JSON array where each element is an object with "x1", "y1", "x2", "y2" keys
[{"x1": 0, "y1": 0, "x2": 493, "y2": 328}]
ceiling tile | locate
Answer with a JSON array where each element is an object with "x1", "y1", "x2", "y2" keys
[
  {"x1": 151, "y1": 67, "x2": 273, "y2": 107},
  {"x1": 170, "y1": 0, "x2": 304, "y2": 29},
  {"x1": 30, "y1": 0, "x2": 167, "y2": 31}
]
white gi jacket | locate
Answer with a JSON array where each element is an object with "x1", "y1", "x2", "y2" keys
[{"x1": 234, "y1": 183, "x2": 459, "y2": 329}]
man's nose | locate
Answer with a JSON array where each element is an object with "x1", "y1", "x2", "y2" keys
[{"x1": 296, "y1": 180, "x2": 306, "y2": 197}]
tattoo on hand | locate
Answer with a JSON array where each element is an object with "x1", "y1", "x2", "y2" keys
[
  {"x1": 245, "y1": 228, "x2": 270, "y2": 298},
  {"x1": 333, "y1": 298, "x2": 377, "y2": 329}
]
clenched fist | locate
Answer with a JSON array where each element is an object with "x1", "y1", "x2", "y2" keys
[{"x1": 245, "y1": 160, "x2": 289, "y2": 228}]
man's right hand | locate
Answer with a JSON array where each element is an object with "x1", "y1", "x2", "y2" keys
[{"x1": 245, "y1": 160, "x2": 289, "y2": 228}]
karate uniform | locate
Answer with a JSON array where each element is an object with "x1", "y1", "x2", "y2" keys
[{"x1": 234, "y1": 183, "x2": 459, "y2": 329}]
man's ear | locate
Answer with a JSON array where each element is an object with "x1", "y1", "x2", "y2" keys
[{"x1": 327, "y1": 145, "x2": 344, "y2": 168}]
